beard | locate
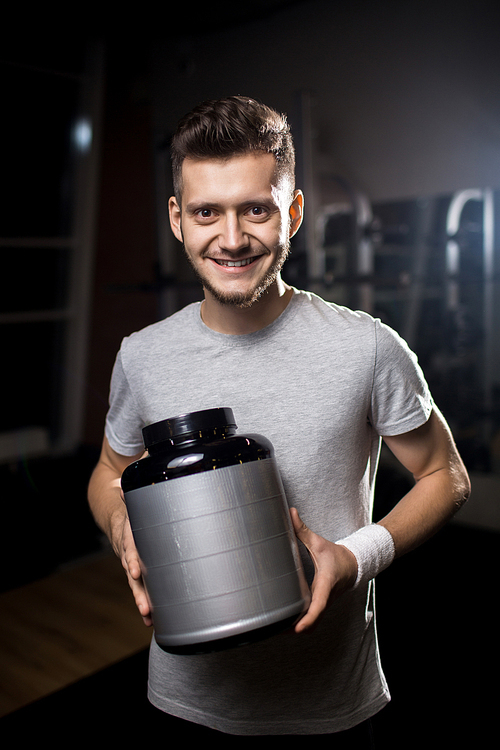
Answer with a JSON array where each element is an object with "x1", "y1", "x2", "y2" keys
[{"x1": 185, "y1": 241, "x2": 291, "y2": 309}]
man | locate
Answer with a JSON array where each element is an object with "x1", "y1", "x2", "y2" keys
[{"x1": 88, "y1": 96, "x2": 470, "y2": 742}]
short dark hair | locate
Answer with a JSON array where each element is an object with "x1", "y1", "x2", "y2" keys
[{"x1": 170, "y1": 95, "x2": 295, "y2": 202}]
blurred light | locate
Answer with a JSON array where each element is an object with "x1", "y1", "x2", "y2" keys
[{"x1": 73, "y1": 118, "x2": 93, "y2": 152}]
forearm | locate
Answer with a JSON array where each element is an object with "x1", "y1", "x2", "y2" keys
[
  {"x1": 88, "y1": 439, "x2": 153, "y2": 625},
  {"x1": 337, "y1": 408, "x2": 470, "y2": 586},
  {"x1": 88, "y1": 460, "x2": 127, "y2": 552},
  {"x1": 87, "y1": 437, "x2": 143, "y2": 552},
  {"x1": 293, "y1": 409, "x2": 469, "y2": 631},
  {"x1": 379, "y1": 408, "x2": 470, "y2": 558},
  {"x1": 377, "y1": 461, "x2": 469, "y2": 558}
]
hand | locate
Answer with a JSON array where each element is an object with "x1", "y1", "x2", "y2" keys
[
  {"x1": 112, "y1": 510, "x2": 153, "y2": 627},
  {"x1": 88, "y1": 439, "x2": 153, "y2": 627},
  {"x1": 290, "y1": 507, "x2": 358, "y2": 633}
]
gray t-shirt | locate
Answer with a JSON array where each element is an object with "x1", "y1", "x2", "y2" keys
[{"x1": 105, "y1": 288, "x2": 432, "y2": 735}]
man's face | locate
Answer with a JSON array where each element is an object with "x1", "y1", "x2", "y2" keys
[{"x1": 169, "y1": 152, "x2": 302, "y2": 308}]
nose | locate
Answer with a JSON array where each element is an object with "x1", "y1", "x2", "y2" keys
[{"x1": 218, "y1": 213, "x2": 249, "y2": 253}]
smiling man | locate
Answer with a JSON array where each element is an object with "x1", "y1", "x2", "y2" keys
[
  {"x1": 168, "y1": 151, "x2": 302, "y2": 329},
  {"x1": 88, "y1": 96, "x2": 470, "y2": 744}
]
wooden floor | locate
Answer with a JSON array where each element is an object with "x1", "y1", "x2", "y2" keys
[{"x1": 0, "y1": 550, "x2": 152, "y2": 718}]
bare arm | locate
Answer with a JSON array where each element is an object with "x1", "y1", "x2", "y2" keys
[
  {"x1": 378, "y1": 406, "x2": 470, "y2": 556},
  {"x1": 293, "y1": 406, "x2": 470, "y2": 633},
  {"x1": 88, "y1": 436, "x2": 152, "y2": 626}
]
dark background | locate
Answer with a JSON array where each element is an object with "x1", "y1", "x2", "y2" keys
[{"x1": 1, "y1": 1, "x2": 498, "y2": 742}]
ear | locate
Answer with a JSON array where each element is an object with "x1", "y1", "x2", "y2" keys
[
  {"x1": 289, "y1": 190, "x2": 304, "y2": 238},
  {"x1": 168, "y1": 196, "x2": 183, "y2": 243}
]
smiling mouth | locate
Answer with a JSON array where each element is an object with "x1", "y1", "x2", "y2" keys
[{"x1": 212, "y1": 256, "x2": 260, "y2": 268}]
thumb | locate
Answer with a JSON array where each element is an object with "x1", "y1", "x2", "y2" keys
[{"x1": 289, "y1": 507, "x2": 316, "y2": 550}]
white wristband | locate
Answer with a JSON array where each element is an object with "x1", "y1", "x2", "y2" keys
[{"x1": 336, "y1": 524, "x2": 395, "y2": 589}]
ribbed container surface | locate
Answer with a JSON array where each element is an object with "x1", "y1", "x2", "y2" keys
[{"x1": 125, "y1": 457, "x2": 310, "y2": 650}]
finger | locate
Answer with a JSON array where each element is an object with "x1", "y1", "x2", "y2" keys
[
  {"x1": 121, "y1": 520, "x2": 142, "y2": 579},
  {"x1": 126, "y1": 567, "x2": 153, "y2": 626},
  {"x1": 289, "y1": 508, "x2": 321, "y2": 631},
  {"x1": 125, "y1": 547, "x2": 142, "y2": 580},
  {"x1": 289, "y1": 507, "x2": 323, "y2": 569},
  {"x1": 289, "y1": 507, "x2": 312, "y2": 543},
  {"x1": 134, "y1": 588, "x2": 153, "y2": 626},
  {"x1": 295, "y1": 569, "x2": 333, "y2": 632},
  {"x1": 289, "y1": 506, "x2": 303, "y2": 529},
  {"x1": 120, "y1": 528, "x2": 153, "y2": 625}
]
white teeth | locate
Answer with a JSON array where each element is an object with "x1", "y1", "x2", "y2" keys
[{"x1": 215, "y1": 257, "x2": 256, "y2": 267}]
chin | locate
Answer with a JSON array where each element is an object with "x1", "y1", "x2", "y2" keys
[
  {"x1": 205, "y1": 283, "x2": 269, "y2": 309},
  {"x1": 198, "y1": 255, "x2": 290, "y2": 310},
  {"x1": 205, "y1": 262, "x2": 287, "y2": 308}
]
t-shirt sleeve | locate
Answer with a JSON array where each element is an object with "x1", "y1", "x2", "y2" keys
[
  {"x1": 369, "y1": 319, "x2": 433, "y2": 436},
  {"x1": 104, "y1": 348, "x2": 145, "y2": 456}
]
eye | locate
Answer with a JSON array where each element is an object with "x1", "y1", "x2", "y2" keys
[
  {"x1": 197, "y1": 208, "x2": 214, "y2": 219},
  {"x1": 192, "y1": 207, "x2": 219, "y2": 222},
  {"x1": 246, "y1": 206, "x2": 268, "y2": 218}
]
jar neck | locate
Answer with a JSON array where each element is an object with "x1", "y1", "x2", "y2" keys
[{"x1": 147, "y1": 425, "x2": 237, "y2": 454}]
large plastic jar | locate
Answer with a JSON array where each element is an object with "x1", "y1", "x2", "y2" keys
[{"x1": 121, "y1": 407, "x2": 310, "y2": 654}]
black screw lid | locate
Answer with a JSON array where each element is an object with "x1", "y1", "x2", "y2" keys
[{"x1": 142, "y1": 408, "x2": 237, "y2": 449}]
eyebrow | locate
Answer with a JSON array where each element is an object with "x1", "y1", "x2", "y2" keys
[
  {"x1": 184, "y1": 201, "x2": 218, "y2": 213},
  {"x1": 184, "y1": 197, "x2": 279, "y2": 214}
]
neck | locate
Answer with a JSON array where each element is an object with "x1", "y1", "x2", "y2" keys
[{"x1": 200, "y1": 277, "x2": 293, "y2": 334}]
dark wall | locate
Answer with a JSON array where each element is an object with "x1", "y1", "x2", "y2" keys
[{"x1": 84, "y1": 52, "x2": 159, "y2": 447}]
